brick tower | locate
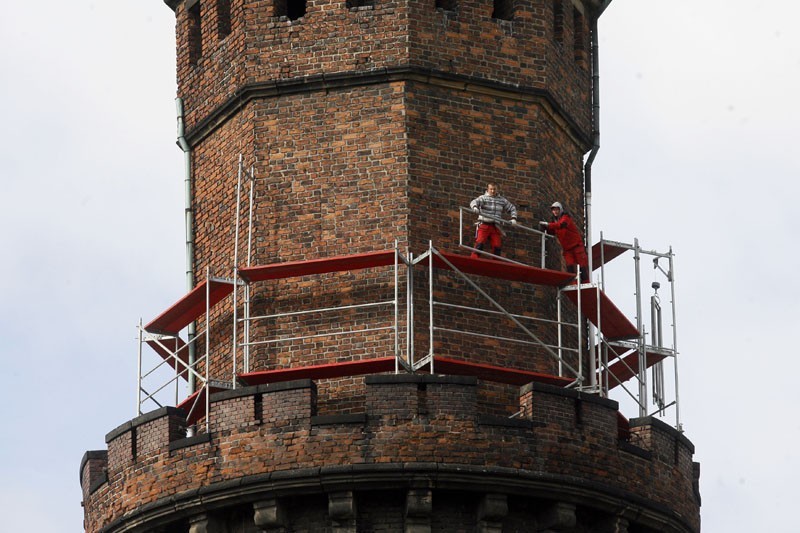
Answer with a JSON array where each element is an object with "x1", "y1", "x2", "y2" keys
[{"x1": 80, "y1": 0, "x2": 701, "y2": 531}]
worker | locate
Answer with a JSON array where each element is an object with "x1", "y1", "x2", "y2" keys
[
  {"x1": 539, "y1": 202, "x2": 589, "y2": 282},
  {"x1": 469, "y1": 183, "x2": 518, "y2": 258}
]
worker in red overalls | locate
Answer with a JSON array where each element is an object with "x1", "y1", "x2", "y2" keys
[{"x1": 540, "y1": 202, "x2": 589, "y2": 283}]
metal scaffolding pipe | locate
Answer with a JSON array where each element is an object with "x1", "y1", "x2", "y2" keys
[{"x1": 176, "y1": 98, "x2": 197, "y2": 396}]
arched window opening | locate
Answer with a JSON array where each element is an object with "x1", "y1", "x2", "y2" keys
[{"x1": 436, "y1": 0, "x2": 457, "y2": 11}]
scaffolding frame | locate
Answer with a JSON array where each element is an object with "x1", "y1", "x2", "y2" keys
[
  {"x1": 414, "y1": 241, "x2": 583, "y2": 386},
  {"x1": 137, "y1": 238, "x2": 681, "y2": 432},
  {"x1": 593, "y1": 234, "x2": 681, "y2": 430},
  {"x1": 135, "y1": 162, "x2": 682, "y2": 433},
  {"x1": 235, "y1": 243, "x2": 409, "y2": 376},
  {"x1": 137, "y1": 268, "x2": 237, "y2": 434}
]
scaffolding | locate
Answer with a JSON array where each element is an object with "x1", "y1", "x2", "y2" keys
[
  {"x1": 136, "y1": 163, "x2": 682, "y2": 432},
  {"x1": 591, "y1": 234, "x2": 682, "y2": 429}
]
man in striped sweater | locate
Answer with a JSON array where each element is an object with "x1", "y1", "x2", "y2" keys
[{"x1": 469, "y1": 183, "x2": 518, "y2": 258}]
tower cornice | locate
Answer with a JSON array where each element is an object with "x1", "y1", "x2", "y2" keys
[{"x1": 182, "y1": 66, "x2": 593, "y2": 152}]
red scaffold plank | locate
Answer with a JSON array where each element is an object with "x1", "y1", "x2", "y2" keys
[
  {"x1": 144, "y1": 279, "x2": 234, "y2": 335},
  {"x1": 591, "y1": 241, "x2": 629, "y2": 270},
  {"x1": 429, "y1": 252, "x2": 574, "y2": 286},
  {"x1": 237, "y1": 357, "x2": 397, "y2": 386},
  {"x1": 563, "y1": 286, "x2": 640, "y2": 341},
  {"x1": 177, "y1": 386, "x2": 227, "y2": 426},
  {"x1": 605, "y1": 348, "x2": 669, "y2": 389},
  {"x1": 238, "y1": 250, "x2": 397, "y2": 283},
  {"x1": 146, "y1": 337, "x2": 189, "y2": 380},
  {"x1": 429, "y1": 357, "x2": 574, "y2": 387}
]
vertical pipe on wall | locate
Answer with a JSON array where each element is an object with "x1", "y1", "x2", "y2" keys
[
  {"x1": 176, "y1": 98, "x2": 197, "y2": 396},
  {"x1": 584, "y1": 14, "x2": 601, "y2": 389}
]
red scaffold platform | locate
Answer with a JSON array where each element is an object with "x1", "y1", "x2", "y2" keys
[
  {"x1": 426, "y1": 357, "x2": 574, "y2": 387},
  {"x1": 563, "y1": 285, "x2": 640, "y2": 341},
  {"x1": 590, "y1": 240, "x2": 629, "y2": 270},
  {"x1": 145, "y1": 279, "x2": 234, "y2": 336},
  {"x1": 238, "y1": 250, "x2": 397, "y2": 282},
  {"x1": 238, "y1": 357, "x2": 397, "y2": 386},
  {"x1": 604, "y1": 346, "x2": 670, "y2": 389},
  {"x1": 426, "y1": 251, "x2": 575, "y2": 286}
]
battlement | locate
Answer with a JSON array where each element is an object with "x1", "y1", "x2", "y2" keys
[{"x1": 82, "y1": 375, "x2": 699, "y2": 532}]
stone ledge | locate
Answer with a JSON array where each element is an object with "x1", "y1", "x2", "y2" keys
[
  {"x1": 211, "y1": 379, "x2": 315, "y2": 403},
  {"x1": 169, "y1": 432, "x2": 212, "y2": 452},
  {"x1": 630, "y1": 416, "x2": 695, "y2": 453},
  {"x1": 105, "y1": 406, "x2": 184, "y2": 443},
  {"x1": 79, "y1": 450, "x2": 107, "y2": 484},
  {"x1": 183, "y1": 67, "x2": 590, "y2": 149},
  {"x1": 522, "y1": 382, "x2": 619, "y2": 410}
]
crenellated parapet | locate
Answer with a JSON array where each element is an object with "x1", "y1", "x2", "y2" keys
[{"x1": 82, "y1": 375, "x2": 699, "y2": 532}]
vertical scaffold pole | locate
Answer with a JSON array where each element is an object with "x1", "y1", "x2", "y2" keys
[
  {"x1": 244, "y1": 166, "x2": 255, "y2": 374},
  {"x1": 205, "y1": 266, "x2": 211, "y2": 434},
  {"x1": 669, "y1": 247, "x2": 682, "y2": 430},
  {"x1": 247, "y1": 166, "x2": 255, "y2": 267},
  {"x1": 633, "y1": 238, "x2": 646, "y2": 417},
  {"x1": 429, "y1": 241, "x2": 434, "y2": 374},
  {"x1": 137, "y1": 319, "x2": 143, "y2": 416},
  {"x1": 394, "y1": 241, "x2": 399, "y2": 373},
  {"x1": 407, "y1": 250, "x2": 414, "y2": 369},
  {"x1": 593, "y1": 280, "x2": 602, "y2": 395},
  {"x1": 598, "y1": 233, "x2": 608, "y2": 394},
  {"x1": 557, "y1": 292, "x2": 563, "y2": 377},
  {"x1": 459, "y1": 208, "x2": 464, "y2": 248},
  {"x1": 231, "y1": 155, "x2": 243, "y2": 387},
  {"x1": 576, "y1": 268, "x2": 583, "y2": 387},
  {"x1": 244, "y1": 283, "x2": 250, "y2": 374}
]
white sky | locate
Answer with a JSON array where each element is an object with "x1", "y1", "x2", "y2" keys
[{"x1": 0, "y1": 1, "x2": 797, "y2": 531}]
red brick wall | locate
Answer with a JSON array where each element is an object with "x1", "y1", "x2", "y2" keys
[
  {"x1": 167, "y1": 0, "x2": 595, "y2": 420},
  {"x1": 82, "y1": 378, "x2": 700, "y2": 532}
]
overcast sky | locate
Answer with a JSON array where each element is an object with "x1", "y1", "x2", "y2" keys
[{"x1": 0, "y1": 1, "x2": 797, "y2": 531}]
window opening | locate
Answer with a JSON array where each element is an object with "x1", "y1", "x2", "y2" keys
[
  {"x1": 436, "y1": 0, "x2": 457, "y2": 11},
  {"x1": 553, "y1": 0, "x2": 564, "y2": 45},
  {"x1": 348, "y1": 0, "x2": 375, "y2": 8},
  {"x1": 492, "y1": 0, "x2": 513, "y2": 21},
  {"x1": 276, "y1": 0, "x2": 307, "y2": 20},
  {"x1": 217, "y1": 0, "x2": 232, "y2": 38},
  {"x1": 188, "y1": 1, "x2": 202, "y2": 66}
]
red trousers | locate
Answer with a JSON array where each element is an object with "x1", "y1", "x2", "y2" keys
[
  {"x1": 472, "y1": 223, "x2": 503, "y2": 257},
  {"x1": 563, "y1": 245, "x2": 588, "y2": 268}
]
